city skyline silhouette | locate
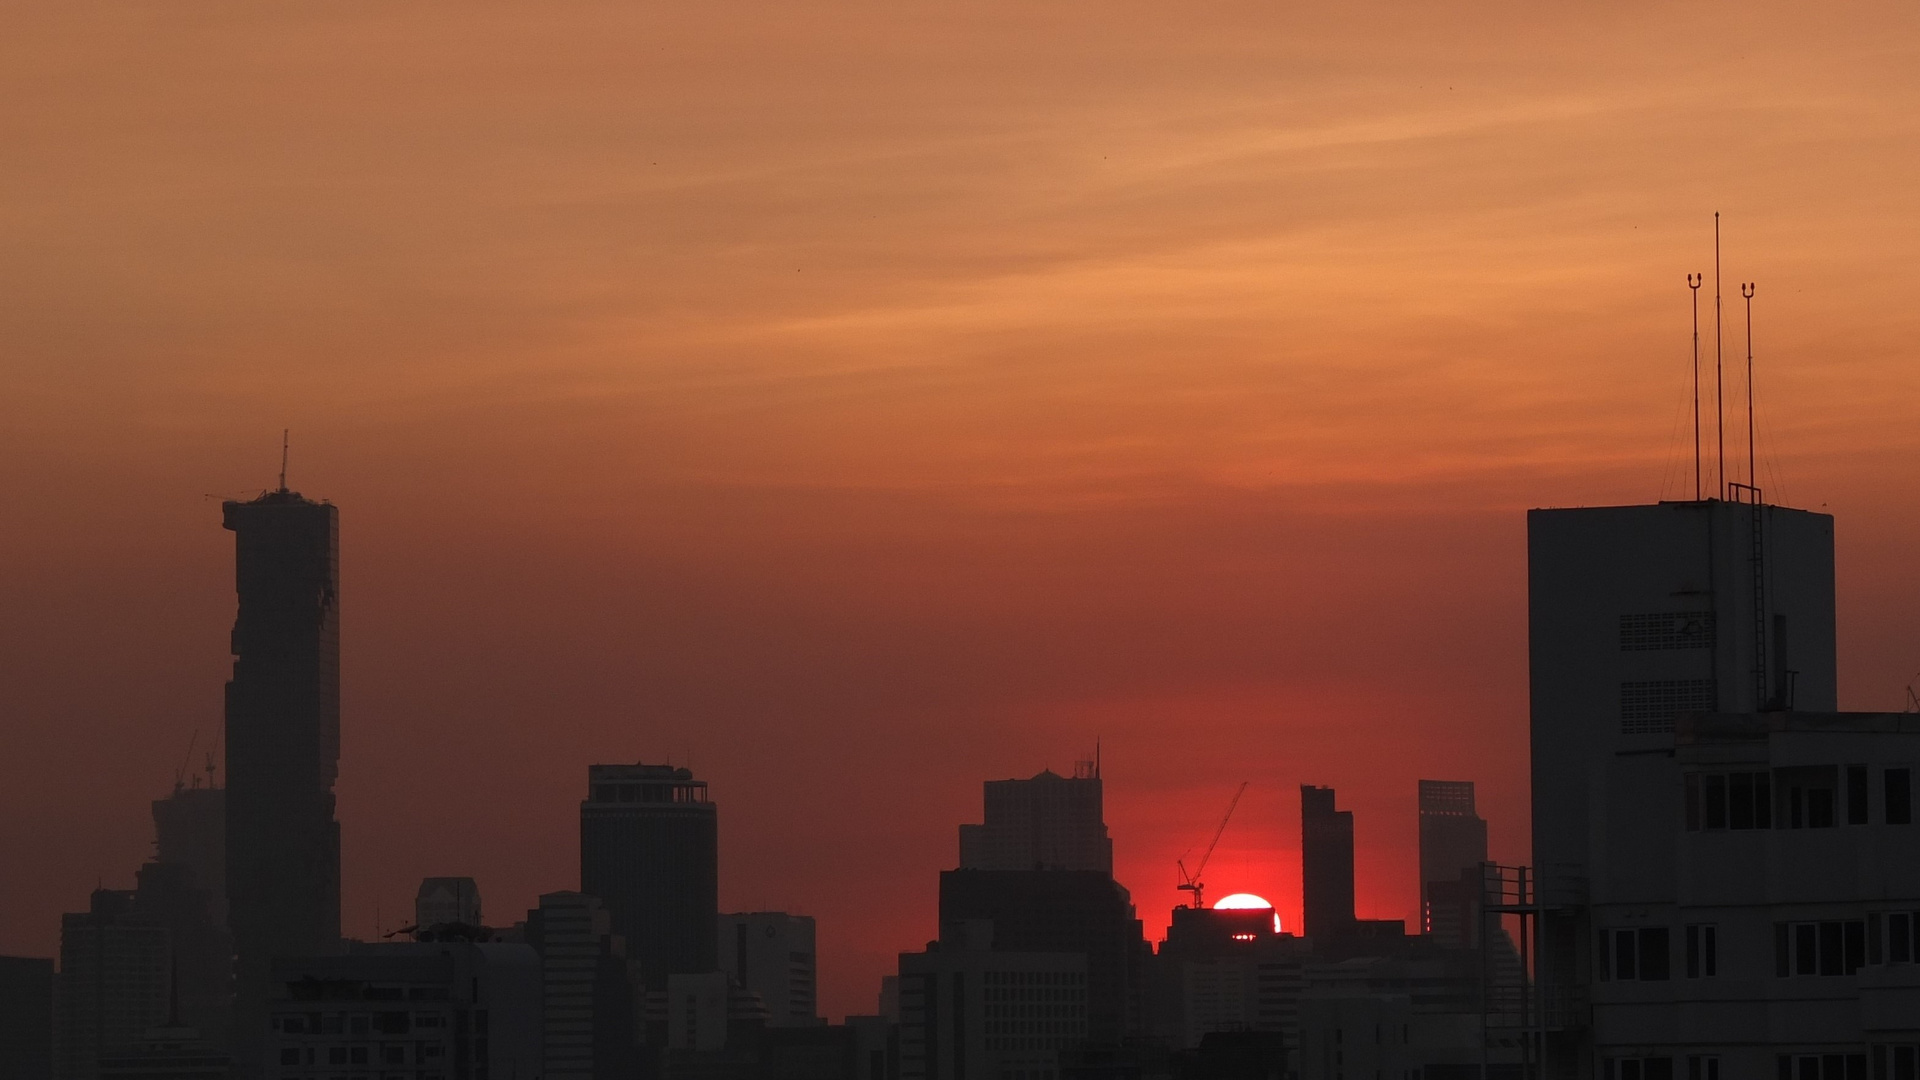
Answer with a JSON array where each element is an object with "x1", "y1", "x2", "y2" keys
[{"x1": 5, "y1": 4, "x2": 1920, "y2": 1068}]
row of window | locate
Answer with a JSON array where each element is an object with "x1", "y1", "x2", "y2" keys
[
  {"x1": 1684, "y1": 766, "x2": 1913, "y2": 830},
  {"x1": 1608, "y1": 1055, "x2": 1881, "y2": 1080},
  {"x1": 1604, "y1": 1055, "x2": 1720, "y2": 1080},
  {"x1": 985, "y1": 988, "x2": 1084, "y2": 1003},
  {"x1": 279, "y1": 1044, "x2": 452, "y2": 1068},
  {"x1": 277, "y1": 1013, "x2": 451, "y2": 1036},
  {"x1": 1601, "y1": 914, "x2": 1920, "y2": 981}
]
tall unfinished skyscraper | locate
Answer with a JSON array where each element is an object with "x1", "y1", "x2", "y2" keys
[{"x1": 223, "y1": 486, "x2": 341, "y2": 1076}]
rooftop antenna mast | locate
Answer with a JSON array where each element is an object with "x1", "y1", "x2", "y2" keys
[
  {"x1": 1743, "y1": 281, "x2": 1757, "y2": 487},
  {"x1": 1714, "y1": 213, "x2": 1725, "y2": 499},
  {"x1": 278, "y1": 430, "x2": 290, "y2": 493},
  {"x1": 1689, "y1": 272, "x2": 1704, "y2": 500}
]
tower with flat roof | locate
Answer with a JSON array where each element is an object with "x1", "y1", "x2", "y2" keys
[
  {"x1": 1299, "y1": 785, "x2": 1355, "y2": 940},
  {"x1": 1417, "y1": 779, "x2": 1487, "y2": 945},
  {"x1": 580, "y1": 763, "x2": 719, "y2": 988},
  {"x1": 222, "y1": 485, "x2": 341, "y2": 1075},
  {"x1": 1528, "y1": 498, "x2": 1836, "y2": 900}
]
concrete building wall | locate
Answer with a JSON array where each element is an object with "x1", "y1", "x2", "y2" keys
[
  {"x1": 1586, "y1": 713, "x2": 1920, "y2": 1076},
  {"x1": 1527, "y1": 500, "x2": 1837, "y2": 903}
]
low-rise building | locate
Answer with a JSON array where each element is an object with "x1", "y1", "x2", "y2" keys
[
  {"x1": 264, "y1": 941, "x2": 540, "y2": 1080},
  {"x1": 1583, "y1": 711, "x2": 1920, "y2": 1077}
]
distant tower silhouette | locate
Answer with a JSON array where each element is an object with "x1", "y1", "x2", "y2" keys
[
  {"x1": 958, "y1": 760, "x2": 1112, "y2": 872},
  {"x1": 1417, "y1": 780, "x2": 1487, "y2": 946},
  {"x1": 1299, "y1": 786, "x2": 1355, "y2": 939},
  {"x1": 222, "y1": 483, "x2": 340, "y2": 1076},
  {"x1": 579, "y1": 764, "x2": 718, "y2": 988}
]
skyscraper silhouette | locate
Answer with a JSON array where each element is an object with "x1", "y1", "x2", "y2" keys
[
  {"x1": 579, "y1": 763, "x2": 718, "y2": 988},
  {"x1": 1416, "y1": 780, "x2": 1487, "y2": 945},
  {"x1": 1299, "y1": 785, "x2": 1355, "y2": 940},
  {"x1": 222, "y1": 487, "x2": 341, "y2": 1076},
  {"x1": 958, "y1": 763, "x2": 1112, "y2": 873}
]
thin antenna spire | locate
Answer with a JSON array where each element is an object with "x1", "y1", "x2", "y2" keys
[
  {"x1": 1714, "y1": 213, "x2": 1724, "y2": 500},
  {"x1": 1743, "y1": 281, "x2": 1757, "y2": 489},
  {"x1": 1689, "y1": 273, "x2": 1704, "y2": 500},
  {"x1": 278, "y1": 430, "x2": 290, "y2": 493}
]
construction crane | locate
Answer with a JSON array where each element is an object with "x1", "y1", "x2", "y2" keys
[{"x1": 1176, "y1": 781, "x2": 1248, "y2": 910}]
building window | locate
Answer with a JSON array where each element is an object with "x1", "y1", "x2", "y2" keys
[
  {"x1": 1685, "y1": 925, "x2": 1718, "y2": 978},
  {"x1": 1878, "y1": 1045, "x2": 1919, "y2": 1080},
  {"x1": 1607, "y1": 1058, "x2": 1674, "y2": 1080},
  {"x1": 1775, "y1": 920, "x2": 1867, "y2": 976},
  {"x1": 1689, "y1": 1056, "x2": 1720, "y2": 1080},
  {"x1": 1602, "y1": 927, "x2": 1671, "y2": 981},
  {"x1": 1849, "y1": 766, "x2": 1871, "y2": 825},
  {"x1": 1776, "y1": 1054, "x2": 1866, "y2": 1080},
  {"x1": 1620, "y1": 612, "x2": 1715, "y2": 651},
  {"x1": 1685, "y1": 772, "x2": 1771, "y2": 830},
  {"x1": 1880, "y1": 912, "x2": 1918, "y2": 964},
  {"x1": 1888, "y1": 769, "x2": 1913, "y2": 826},
  {"x1": 1621, "y1": 680, "x2": 1716, "y2": 736},
  {"x1": 1778, "y1": 766, "x2": 1841, "y2": 829}
]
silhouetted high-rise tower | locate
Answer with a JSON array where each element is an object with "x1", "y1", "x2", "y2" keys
[
  {"x1": 1299, "y1": 786, "x2": 1355, "y2": 939},
  {"x1": 579, "y1": 764, "x2": 718, "y2": 988},
  {"x1": 1417, "y1": 780, "x2": 1487, "y2": 946},
  {"x1": 222, "y1": 486, "x2": 341, "y2": 1075},
  {"x1": 958, "y1": 761, "x2": 1112, "y2": 872}
]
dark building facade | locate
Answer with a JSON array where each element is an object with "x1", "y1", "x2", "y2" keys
[
  {"x1": 958, "y1": 763, "x2": 1113, "y2": 873},
  {"x1": 1416, "y1": 780, "x2": 1488, "y2": 946},
  {"x1": 0, "y1": 955, "x2": 54, "y2": 1080},
  {"x1": 1299, "y1": 786, "x2": 1355, "y2": 940},
  {"x1": 55, "y1": 891, "x2": 171, "y2": 1080},
  {"x1": 936, "y1": 869, "x2": 1150, "y2": 1046},
  {"x1": 223, "y1": 488, "x2": 342, "y2": 1076},
  {"x1": 579, "y1": 763, "x2": 718, "y2": 988}
]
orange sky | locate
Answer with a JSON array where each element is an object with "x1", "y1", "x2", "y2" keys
[{"x1": 6, "y1": 0, "x2": 1920, "y2": 1019}]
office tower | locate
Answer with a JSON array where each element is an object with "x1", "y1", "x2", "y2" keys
[
  {"x1": 896, "y1": 936, "x2": 1088, "y2": 1080},
  {"x1": 54, "y1": 891, "x2": 171, "y2": 1080},
  {"x1": 579, "y1": 763, "x2": 719, "y2": 988},
  {"x1": 416, "y1": 878, "x2": 483, "y2": 930},
  {"x1": 958, "y1": 762, "x2": 1112, "y2": 873},
  {"x1": 719, "y1": 912, "x2": 818, "y2": 1027},
  {"x1": 151, "y1": 780, "x2": 224, "y2": 927},
  {"x1": 222, "y1": 485, "x2": 342, "y2": 1076},
  {"x1": 1417, "y1": 780, "x2": 1488, "y2": 946},
  {"x1": 937, "y1": 870, "x2": 1149, "y2": 1046},
  {"x1": 131, "y1": 861, "x2": 231, "y2": 1054},
  {"x1": 1528, "y1": 500, "x2": 1836, "y2": 900},
  {"x1": 263, "y1": 941, "x2": 541, "y2": 1080},
  {"x1": 524, "y1": 892, "x2": 640, "y2": 1080},
  {"x1": 0, "y1": 956, "x2": 54, "y2": 1080},
  {"x1": 1299, "y1": 786, "x2": 1355, "y2": 940}
]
